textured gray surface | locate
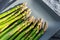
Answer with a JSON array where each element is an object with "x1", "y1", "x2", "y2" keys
[
  {"x1": 1, "y1": 0, "x2": 60, "y2": 40},
  {"x1": 0, "y1": 0, "x2": 16, "y2": 12},
  {"x1": 43, "y1": 0, "x2": 60, "y2": 16},
  {"x1": 49, "y1": 30, "x2": 60, "y2": 40}
]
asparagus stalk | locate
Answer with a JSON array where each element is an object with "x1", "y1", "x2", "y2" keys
[
  {"x1": 0, "y1": 5, "x2": 27, "y2": 25},
  {"x1": 0, "y1": 16, "x2": 33, "y2": 40},
  {"x1": 0, "y1": 3, "x2": 26, "y2": 19},
  {"x1": 0, "y1": 12, "x2": 31, "y2": 38},
  {"x1": 21, "y1": 31, "x2": 31, "y2": 40},
  {"x1": 9, "y1": 16, "x2": 33, "y2": 40},
  {"x1": 34, "y1": 29, "x2": 44, "y2": 40},
  {"x1": 27, "y1": 19, "x2": 43, "y2": 40},
  {"x1": 0, "y1": 8, "x2": 30, "y2": 32},
  {"x1": 15, "y1": 19, "x2": 38, "y2": 40},
  {"x1": 34, "y1": 22, "x2": 48, "y2": 40},
  {"x1": 25, "y1": 19, "x2": 39, "y2": 40},
  {"x1": 0, "y1": 10, "x2": 18, "y2": 23}
]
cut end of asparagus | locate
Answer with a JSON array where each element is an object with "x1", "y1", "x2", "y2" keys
[
  {"x1": 26, "y1": 8, "x2": 31, "y2": 13},
  {"x1": 39, "y1": 22, "x2": 43, "y2": 30},
  {"x1": 28, "y1": 16, "x2": 35, "y2": 22},
  {"x1": 26, "y1": 11, "x2": 31, "y2": 18},
  {"x1": 21, "y1": 6, "x2": 28, "y2": 12},
  {"x1": 32, "y1": 19, "x2": 36, "y2": 23},
  {"x1": 37, "y1": 18, "x2": 43, "y2": 24},
  {"x1": 23, "y1": 8, "x2": 31, "y2": 15},
  {"x1": 21, "y1": 12, "x2": 31, "y2": 20},
  {"x1": 22, "y1": 12, "x2": 31, "y2": 21},
  {"x1": 39, "y1": 18, "x2": 43, "y2": 22},
  {"x1": 22, "y1": 2, "x2": 27, "y2": 6},
  {"x1": 44, "y1": 22, "x2": 48, "y2": 32},
  {"x1": 33, "y1": 19, "x2": 38, "y2": 24},
  {"x1": 20, "y1": 2, "x2": 27, "y2": 7},
  {"x1": 38, "y1": 18, "x2": 43, "y2": 30}
]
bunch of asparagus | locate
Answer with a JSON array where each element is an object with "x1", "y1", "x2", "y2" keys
[{"x1": 0, "y1": 2, "x2": 48, "y2": 40}]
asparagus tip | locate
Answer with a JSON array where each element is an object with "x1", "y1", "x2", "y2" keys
[
  {"x1": 28, "y1": 16, "x2": 35, "y2": 22},
  {"x1": 44, "y1": 22, "x2": 48, "y2": 32},
  {"x1": 28, "y1": 8, "x2": 31, "y2": 12},
  {"x1": 23, "y1": 2, "x2": 27, "y2": 6},
  {"x1": 39, "y1": 22, "x2": 43, "y2": 30},
  {"x1": 25, "y1": 8, "x2": 31, "y2": 14},
  {"x1": 21, "y1": 6, "x2": 28, "y2": 11},
  {"x1": 26, "y1": 11, "x2": 31, "y2": 18},
  {"x1": 20, "y1": 2, "x2": 27, "y2": 7},
  {"x1": 33, "y1": 19, "x2": 38, "y2": 24},
  {"x1": 37, "y1": 19, "x2": 43, "y2": 30},
  {"x1": 40, "y1": 18, "x2": 43, "y2": 22}
]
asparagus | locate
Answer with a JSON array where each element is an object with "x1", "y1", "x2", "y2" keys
[
  {"x1": 0, "y1": 16, "x2": 33, "y2": 40},
  {"x1": 34, "y1": 29, "x2": 44, "y2": 40},
  {"x1": 0, "y1": 12, "x2": 31, "y2": 38},
  {"x1": 0, "y1": 3, "x2": 26, "y2": 19},
  {"x1": 0, "y1": 10, "x2": 18, "y2": 23},
  {"x1": 15, "y1": 19, "x2": 38, "y2": 40},
  {"x1": 0, "y1": 5, "x2": 27, "y2": 25},
  {"x1": 0, "y1": 8, "x2": 30, "y2": 32},
  {"x1": 34, "y1": 22, "x2": 48, "y2": 40},
  {"x1": 9, "y1": 16, "x2": 33, "y2": 40},
  {"x1": 21, "y1": 31, "x2": 31, "y2": 40},
  {"x1": 26, "y1": 19, "x2": 43, "y2": 40},
  {"x1": 25, "y1": 19, "x2": 38, "y2": 40}
]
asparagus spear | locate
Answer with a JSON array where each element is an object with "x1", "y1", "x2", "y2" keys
[
  {"x1": 9, "y1": 16, "x2": 33, "y2": 40},
  {"x1": 25, "y1": 19, "x2": 43, "y2": 40},
  {"x1": 0, "y1": 16, "x2": 33, "y2": 40},
  {"x1": 0, "y1": 5, "x2": 27, "y2": 25},
  {"x1": 34, "y1": 22, "x2": 48, "y2": 40},
  {"x1": 25, "y1": 19, "x2": 40, "y2": 40},
  {"x1": 29, "y1": 19, "x2": 42, "y2": 40},
  {"x1": 21, "y1": 31, "x2": 32, "y2": 40},
  {"x1": 0, "y1": 12, "x2": 31, "y2": 38},
  {"x1": 0, "y1": 8, "x2": 30, "y2": 32},
  {"x1": 34, "y1": 29, "x2": 44, "y2": 40},
  {"x1": 25, "y1": 20, "x2": 38, "y2": 40},
  {"x1": 0, "y1": 3, "x2": 26, "y2": 19},
  {"x1": 15, "y1": 19, "x2": 38, "y2": 40},
  {"x1": 0, "y1": 10, "x2": 18, "y2": 23}
]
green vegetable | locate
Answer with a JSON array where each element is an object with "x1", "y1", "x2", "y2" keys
[
  {"x1": 34, "y1": 29, "x2": 44, "y2": 40},
  {"x1": 0, "y1": 8, "x2": 29, "y2": 32},
  {"x1": 0, "y1": 5, "x2": 27, "y2": 25},
  {"x1": 0, "y1": 15, "x2": 33, "y2": 40},
  {"x1": 29, "y1": 19, "x2": 43, "y2": 40},
  {"x1": 0, "y1": 12, "x2": 31, "y2": 38},
  {"x1": 25, "y1": 19, "x2": 39, "y2": 40},
  {"x1": 9, "y1": 16, "x2": 33, "y2": 40},
  {"x1": 25, "y1": 19, "x2": 42, "y2": 40},
  {"x1": 15, "y1": 19, "x2": 38, "y2": 40},
  {"x1": 0, "y1": 10, "x2": 18, "y2": 23},
  {"x1": 0, "y1": 3, "x2": 26, "y2": 19},
  {"x1": 21, "y1": 31, "x2": 31, "y2": 40},
  {"x1": 0, "y1": 2, "x2": 48, "y2": 40},
  {"x1": 34, "y1": 22, "x2": 48, "y2": 40}
]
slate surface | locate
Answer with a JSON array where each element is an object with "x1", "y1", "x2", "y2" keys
[
  {"x1": 0, "y1": 0, "x2": 16, "y2": 13},
  {"x1": 49, "y1": 30, "x2": 60, "y2": 40},
  {"x1": 43, "y1": 0, "x2": 60, "y2": 16},
  {"x1": 0, "y1": 0, "x2": 60, "y2": 40}
]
